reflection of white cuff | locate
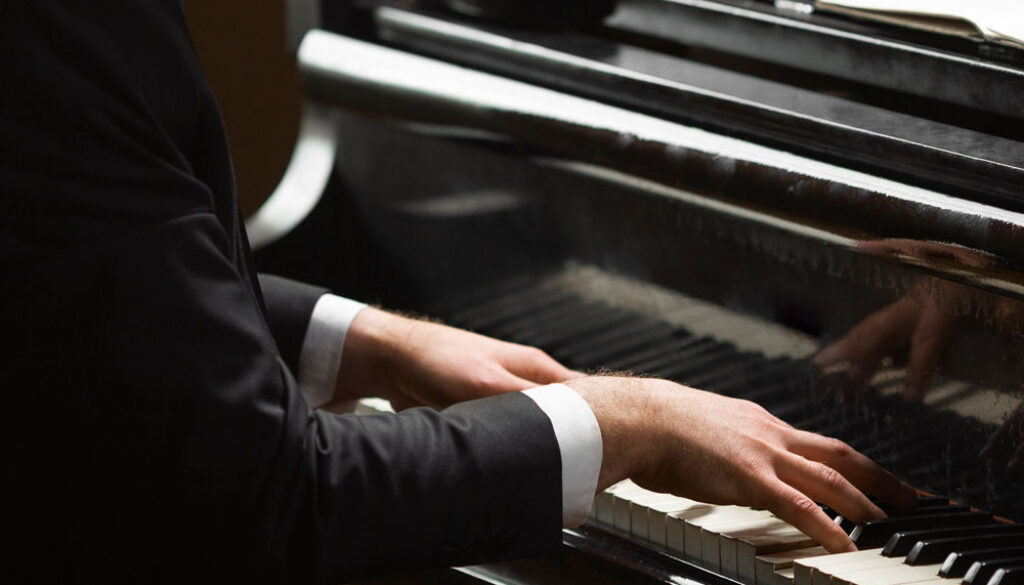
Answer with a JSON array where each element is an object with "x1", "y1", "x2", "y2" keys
[
  {"x1": 523, "y1": 383, "x2": 603, "y2": 528},
  {"x1": 297, "y1": 295, "x2": 367, "y2": 409}
]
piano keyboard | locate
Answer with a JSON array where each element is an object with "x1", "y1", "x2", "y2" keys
[
  {"x1": 590, "y1": 480, "x2": 1023, "y2": 585},
  {"x1": 429, "y1": 266, "x2": 1022, "y2": 518},
  {"x1": 422, "y1": 266, "x2": 1022, "y2": 584}
]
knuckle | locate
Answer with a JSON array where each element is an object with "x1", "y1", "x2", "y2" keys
[
  {"x1": 826, "y1": 437, "x2": 854, "y2": 459},
  {"x1": 819, "y1": 465, "x2": 845, "y2": 490},
  {"x1": 790, "y1": 495, "x2": 820, "y2": 517}
]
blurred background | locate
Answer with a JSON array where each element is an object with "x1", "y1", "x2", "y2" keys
[{"x1": 185, "y1": 1, "x2": 301, "y2": 216}]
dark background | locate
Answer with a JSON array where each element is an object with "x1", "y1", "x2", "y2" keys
[{"x1": 185, "y1": 1, "x2": 301, "y2": 216}]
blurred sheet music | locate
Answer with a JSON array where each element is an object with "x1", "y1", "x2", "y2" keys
[{"x1": 815, "y1": 0, "x2": 1024, "y2": 48}]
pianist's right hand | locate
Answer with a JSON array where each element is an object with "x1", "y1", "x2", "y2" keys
[{"x1": 567, "y1": 376, "x2": 917, "y2": 553}]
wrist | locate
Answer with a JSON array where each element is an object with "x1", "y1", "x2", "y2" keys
[
  {"x1": 333, "y1": 307, "x2": 415, "y2": 403},
  {"x1": 565, "y1": 376, "x2": 663, "y2": 493}
]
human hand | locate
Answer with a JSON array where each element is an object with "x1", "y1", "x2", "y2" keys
[
  {"x1": 567, "y1": 376, "x2": 916, "y2": 553},
  {"x1": 814, "y1": 239, "x2": 1018, "y2": 401},
  {"x1": 331, "y1": 307, "x2": 580, "y2": 410}
]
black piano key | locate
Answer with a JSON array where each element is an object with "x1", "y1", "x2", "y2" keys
[
  {"x1": 507, "y1": 303, "x2": 630, "y2": 347},
  {"x1": 942, "y1": 547, "x2": 1024, "y2": 578},
  {"x1": 603, "y1": 336, "x2": 717, "y2": 371},
  {"x1": 651, "y1": 348, "x2": 759, "y2": 381},
  {"x1": 446, "y1": 285, "x2": 565, "y2": 324},
  {"x1": 965, "y1": 557, "x2": 1024, "y2": 585},
  {"x1": 559, "y1": 321, "x2": 676, "y2": 365},
  {"x1": 488, "y1": 299, "x2": 598, "y2": 339},
  {"x1": 849, "y1": 511, "x2": 994, "y2": 548},
  {"x1": 882, "y1": 524, "x2": 1024, "y2": 557},
  {"x1": 460, "y1": 291, "x2": 577, "y2": 331},
  {"x1": 989, "y1": 565, "x2": 1024, "y2": 585},
  {"x1": 834, "y1": 504, "x2": 972, "y2": 537},
  {"x1": 533, "y1": 309, "x2": 638, "y2": 350},
  {"x1": 906, "y1": 533, "x2": 1024, "y2": 565}
]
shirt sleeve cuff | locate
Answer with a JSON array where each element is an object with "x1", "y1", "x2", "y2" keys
[
  {"x1": 297, "y1": 294, "x2": 367, "y2": 409},
  {"x1": 522, "y1": 383, "x2": 603, "y2": 528}
]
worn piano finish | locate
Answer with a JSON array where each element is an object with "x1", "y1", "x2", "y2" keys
[{"x1": 252, "y1": 1, "x2": 1023, "y2": 583}]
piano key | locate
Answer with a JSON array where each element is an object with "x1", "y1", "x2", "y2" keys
[
  {"x1": 488, "y1": 299, "x2": 601, "y2": 339},
  {"x1": 883, "y1": 524, "x2": 1024, "y2": 557},
  {"x1": 601, "y1": 335, "x2": 713, "y2": 371},
  {"x1": 593, "y1": 481, "x2": 632, "y2": 525},
  {"x1": 774, "y1": 566, "x2": 796, "y2": 585},
  {"x1": 559, "y1": 322, "x2": 679, "y2": 366},
  {"x1": 905, "y1": 534, "x2": 1024, "y2": 566},
  {"x1": 610, "y1": 481, "x2": 651, "y2": 532},
  {"x1": 664, "y1": 505, "x2": 750, "y2": 560},
  {"x1": 850, "y1": 512, "x2": 995, "y2": 548},
  {"x1": 827, "y1": 561, "x2": 946, "y2": 585},
  {"x1": 965, "y1": 557, "x2": 1024, "y2": 585},
  {"x1": 689, "y1": 508, "x2": 773, "y2": 566},
  {"x1": 718, "y1": 518, "x2": 816, "y2": 581},
  {"x1": 700, "y1": 512, "x2": 779, "y2": 572},
  {"x1": 452, "y1": 287, "x2": 570, "y2": 329},
  {"x1": 627, "y1": 492, "x2": 691, "y2": 542},
  {"x1": 792, "y1": 548, "x2": 885, "y2": 585},
  {"x1": 810, "y1": 555, "x2": 910, "y2": 585},
  {"x1": 989, "y1": 565, "x2": 1024, "y2": 585},
  {"x1": 615, "y1": 487, "x2": 678, "y2": 535},
  {"x1": 836, "y1": 505, "x2": 974, "y2": 536},
  {"x1": 646, "y1": 497, "x2": 711, "y2": 549},
  {"x1": 755, "y1": 546, "x2": 828, "y2": 585},
  {"x1": 941, "y1": 547, "x2": 1024, "y2": 578}
]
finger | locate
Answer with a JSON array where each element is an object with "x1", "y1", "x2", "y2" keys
[
  {"x1": 786, "y1": 430, "x2": 916, "y2": 510},
  {"x1": 904, "y1": 304, "x2": 953, "y2": 401},
  {"x1": 762, "y1": 481, "x2": 856, "y2": 553},
  {"x1": 504, "y1": 346, "x2": 577, "y2": 384},
  {"x1": 775, "y1": 451, "x2": 884, "y2": 524}
]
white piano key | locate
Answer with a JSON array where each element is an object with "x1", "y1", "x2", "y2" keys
[
  {"x1": 629, "y1": 493, "x2": 693, "y2": 543},
  {"x1": 612, "y1": 482, "x2": 652, "y2": 532},
  {"x1": 649, "y1": 498, "x2": 710, "y2": 549},
  {"x1": 809, "y1": 552, "x2": 905, "y2": 585},
  {"x1": 666, "y1": 505, "x2": 733, "y2": 557},
  {"x1": 774, "y1": 566, "x2": 797, "y2": 585},
  {"x1": 594, "y1": 480, "x2": 633, "y2": 526},
  {"x1": 756, "y1": 547, "x2": 828, "y2": 585},
  {"x1": 828, "y1": 562, "x2": 946, "y2": 585},
  {"x1": 685, "y1": 507, "x2": 770, "y2": 565},
  {"x1": 721, "y1": 518, "x2": 816, "y2": 582},
  {"x1": 700, "y1": 511, "x2": 776, "y2": 572},
  {"x1": 793, "y1": 549, "x2": 884, "y2": 585}
]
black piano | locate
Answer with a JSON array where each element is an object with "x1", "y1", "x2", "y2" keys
[{"x1": 248, "y1": 1, "x2": 1024, "y2": 584}]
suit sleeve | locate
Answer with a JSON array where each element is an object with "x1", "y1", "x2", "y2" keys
[
  {"x1": 257, "y1": 273, "x2": 326, "y2": 373},
  {"x1": 6, "y1": 213, "x2": 562, "y2": 584}
]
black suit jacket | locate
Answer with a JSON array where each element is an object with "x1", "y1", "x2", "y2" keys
[{"x1": 1, "y1": 2, "x2": 562, "y2": 583}]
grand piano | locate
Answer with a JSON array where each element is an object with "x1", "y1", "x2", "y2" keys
[{"x1": 247, "y1": 1, "x2": 1024, "y2": 584}]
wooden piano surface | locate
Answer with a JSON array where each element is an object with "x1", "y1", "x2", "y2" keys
[{"x1": 256, "y1": 1, "x2": 1023, "y2": 583}]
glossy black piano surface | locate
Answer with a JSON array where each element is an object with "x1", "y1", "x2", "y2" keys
[{"x1": 255, "y1": 1, "x2": 1023, "y2": 583}]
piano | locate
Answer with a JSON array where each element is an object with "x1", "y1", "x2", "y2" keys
[{"x1": 247, "y1": 1, "x2": 1024, "y2": 584}]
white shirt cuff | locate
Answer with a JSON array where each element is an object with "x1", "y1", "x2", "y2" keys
[
  {"x1": 297, "y1": 294, "x2": 367, "y2": 409},
  {"x1": 523, "y1": 383, "x2": 603, "y2": 528}
]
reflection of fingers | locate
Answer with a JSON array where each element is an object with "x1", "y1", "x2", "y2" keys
[
  {"x1": 763, "y1": 482, "x2": 856, "y2": 553},
  {"x1": 905, "y1": 305, "x2": 953, "y2": 401},
  {"x1": 785, "y1": 430, "x2": 916, "y2": 510},
  {"x1": 857, "y1": 239, "x2": 995, "y2": 269},
  {"x1": 776, "y1": 451, "x2": 884, "y2": 524}
]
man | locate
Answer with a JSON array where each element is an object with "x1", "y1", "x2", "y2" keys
[{"x1": 2, "y1": 2, "x2": 914, "y2": 583}]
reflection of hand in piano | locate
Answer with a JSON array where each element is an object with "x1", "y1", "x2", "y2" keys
[
  {"x1": 815, "y1": 239, "x2": 1024, "y2": 401},
  {"x1": 567, "y1": 376, "x2": 916, "y2": 553}
]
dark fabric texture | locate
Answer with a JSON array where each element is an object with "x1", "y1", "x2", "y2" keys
[
  {"x1": 1, "y1": 1, "x2": 563, "y2": 583},
  {"x1": 258, "y1": 274, "x2": 328, "y2": 373}
]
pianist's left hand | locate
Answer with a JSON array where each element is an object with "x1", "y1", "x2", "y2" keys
[{"x1": 327, "y1": 307, "x2": 581, "y2": 410}]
